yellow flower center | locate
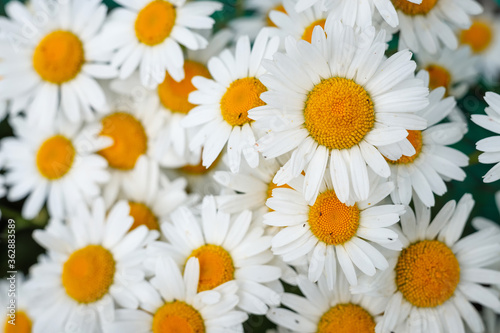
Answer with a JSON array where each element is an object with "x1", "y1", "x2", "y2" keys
[
  {"x1": 386, "y1": 130, "x2": 423, "y2": 164},
  {"x1": 392, "y1": 0, "x2": 438, "y2": 15},
  {"x1": 308, "y1": 190, "x2": 360, "y2": 245},
  {"x1": 220, "y1": 77, "x2": 266, "y2": 127},
  {"x1": 158, "y1": 60, "x2": 211, "y2": 114},
  {"x1": 152, "y1": 301, "x2": 205, "y2": 333},
  {"x1": 36, "y1": 135, "x2": 75, "y2": 180},
  {"x1": 188, "y1": 244, "x2": 235, "y2": 292},
  {"x1": 302, "y1": 19, "x2": 326, "y2": 43},
  {"x1": 304, "y1": 77, "x2": 375, "y2": 150},
  {"x1": 33, "y1": 30, "x2": 84, "y2": 84},
  {"x1": 426, "y1": 64, "x2": 451, "y2": 92},
  {"x1": 62, "y1": 245, "x2": 116, "y2": 304},
  {"x1": 396, "y1": 240, "x2": 460, "y2": 308},
  {"x1": 317, "y1": 303, "x2": 376, "y2": 333},
  {"x1": 98, "y1": 112, "x2": 148, "y2": 170},
  {"x1": 460, "y1": 20, "x2": 494, "y2": 54},
  {"x1": 3, "y1": 310, "x2": 32, "y2": 333},
  {"x1": 266, "y1": 4, "x2": 287, "y2": 27},
  {"x1": 135, "y1": 0, "x2": 176, "y2": 46},
  {"x1": 128, "y1": 201, "x2": 159, "y2": 230}
]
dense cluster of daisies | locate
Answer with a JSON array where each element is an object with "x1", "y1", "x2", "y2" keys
[{"x1": 0, "y1": 0, "x2": 500, "y2": 332}]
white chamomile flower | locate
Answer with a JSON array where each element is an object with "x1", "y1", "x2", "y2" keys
[
  {"x1": 353, "y1": 194, "x2": 500, "y2": 333},
  {"x1": 459, "y1": 13, "x2": 500, "y2": 84},
  {"x1": 0, "y1": 0, "x2": 118, "y2": 126},
  {"x1": 415, "y1": 46, "x2": 478, "y2": 98},
  {"x1": 111, "y1": 30, "x2": 233, "y2": 163},
  {"x1": 393, "y1": 0, "x2": 483, "y2": 54},
  {"x1": 24, "y1": 198, "x2": 155, "y2": 333},
  {"x1": 265, "y1": 172, "x2": 404, "y2": 287},
  {"x1": 1, "y1": 274, "x2": 35, "y2": 333},
  {"x1": 183, "y1": 29, "x2": 280, "y2": 173},
  {"x1": 0, "y1": 116, "x2": 109, "y2": 219},
  {"x1": 471, "y1": 92, "x2": 500, "y2": 183},
  {"x1": 147, "y1": 196, "x2": 282, "y2": 315},
  {"x1": 384, "y1": 70, "x2": 468, "y2": 207},
  {"x1": 105, "y1": 256, "x2": 248, "y2": 333},
  {"x1": 251, "y1": 21, "x2": 428, "y2": 204},
  {"x1": 98, "y1": 0, "x2": 222, "y2": 87},
  {"x1": 267, "y1": 273, "x2": 388, "y2": 333}
]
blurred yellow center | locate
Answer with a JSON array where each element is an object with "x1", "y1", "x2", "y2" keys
[
  {"x1": 99, "y1": 112, "x2": 147, "y2": 170},
  {"x1": 220, "y1": 77, "x2": 266, "y2": 126},
  {"x1": 302, "y1": 19, "x2": 326, "y2": 43},
  {"x1": 4, "y1": 310, "x2": 32, "y2": 333},
  {"x1": 392, "y1": 0, "x2": 438, "y2": 15},
  {"x1": 188, "y1": 244, "x2": 235, "y2": 292},
  {"x1": 460, "y1": 20, "x2": 493, "y2": 53},
  {"x1": 266, "y1": 4, "x2": 286, "y2": 27},
  {"x1": 426, "y1": 64, "x2": 451, "y2": 91},
  {"x1": 152, "y1": 301, "x2": 205, "y2": 333},
  {"x1": 317, "y1": 303, "x2": 376, "y2": 333},
  {"x1": 128, "y1": 201, "x2": 159, "y2": 230},
  {"x1": 33, "y1": 30, "x2": 84, "y2": 84},
  {"x1": 308, "y1": 190, "x2": 360, "y2": 245},
  {"x1": 180, "y1": 152, "x2": 221, "y2": 175},
  {"x1": 304, "y1": 77, "x2": 374, "y2": 150},
  {"x1": 36, "y1": 135, "x2": 75, "y2": 180},
  {"x1": 396, "y1": 240, "x2": 460, "y2": 308},
  {"x1": 62, "y1": 245, "x2": 115, "y2": 304},
  {"x1": 387, "y1": 130, "x2": 423, "y2": 164},
  {"x1": 135, "y1": 0, "x2": 176, "y2": 46},
  {"x1": 158, "y1": 60, "x2": 211, "y2": 114}
]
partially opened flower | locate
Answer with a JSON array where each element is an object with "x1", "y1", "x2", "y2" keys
[{"x1": 0, "y1": 0, "x2": 117, "y2": 126}]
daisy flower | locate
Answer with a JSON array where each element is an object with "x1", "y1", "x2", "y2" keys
[
  {"x1": 267, "y1": 273, "x2": 388, "y2": 332},
  {"x1": 1, "y1": 274, "x2": 35, "y2": 333},
  {"x1": 415, "y1": 46, "x2": 478, "y2": 98},
  {"x1": 111, "y1": 29, "x2": 233, "y2": 163},
  {"x1": 251, "y1": 22, "x2": 428, "y2": 204},
  {"x1": 384, "y1": 70, "x2": 468, "y2": 207},
  {"x1": 182, "y1": 29, "x2": 280, "y2": 173},
  {"x1": 105, "y1": 256, "x2": 248, "y2": 333},
  {"x1": 471, "y1": 92, "x2": 500, "y2": 183},
  {"x1": 24, "y1": 198, "x2": 155, "y2": 333},
  {"x1": 147, "y1": 196, "x2": 282, "y2": 315},
  {"x1": 98, "y1": 0, "x2": 222, "y2": 87},
  {"x1": 393, "y1": 0, "x2": 483, "y2": 54},
  {"x1": 0, "y1": 116, "x2": 109, "y2": 219},
  {"x1": 459, "y1": 13, "x2": 500, "y2": 84},
  {"x1": 353, "y1": 194, "x2": 500, "y2": 333},
  {"x1": 0, "y1": 0, "x2": 118, "y2": 125},
  {"x1": 265, "y1": 172, "x2": 404, "y2": 287}
]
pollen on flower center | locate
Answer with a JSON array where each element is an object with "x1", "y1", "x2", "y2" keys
[
  {"x1": 128, "y1": 201, "x2": 159, "y2": 230},
  {"x1": 220, "y1": 77, "x2": 267, "y2": 127},
  {"x1": 304, "y1": 77, "x2": 375, "y2": 150},
  {"x1": 392, "y1": 0, "x2": 438, "y2": 15},
  {"x1": 308, "y1": 190, "x2": 360, "y2": 245},
  {"x1": 4, "y1": 310, "x2": 32, "y2": 333},
  {"x1": 188, "y1": 244, "x2": 235, "y2": 292},
  {"x1": 62, "y1": 245, "x2": 116, "y2": 304},
  {"x1": 158, "y1": 60, "x2": 211, "y2": 114},
  {"x1": 386, "y1": 130, "x2": 423, "y2": 164},
  {"x1": 152, "y1": 301, "x2": 205, "y2": 333},
  {"x1": 135, "y1": 0, "x2": 176, "y2": 46},
  {"x1": 460, "y1": 20, "x2": 493, "y2": 53},
  {"x1": 98, "y1": 112, "x2": 148, "y2": 170},
  {"x1": 426, "y1": 64, "x2": 451, "y2": 91},
  {"x1": 36, "y1": 135, "x2": 76, "y2": 180},
  {"x1": 396, "y1": 240, "x2": 460, "y2": 308},
  {"x1": 317, "y1": 303, "x2": 376, "y2": 333},
  {"x1": 33, "y1": 30, "x2": 84, "y2": 84},
  {"x1": 266, "y1": 4, "x2": 287, "y2": 27},
  {"x1": 302, "y1": 19, "x2": 326, "y2": 43}
]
